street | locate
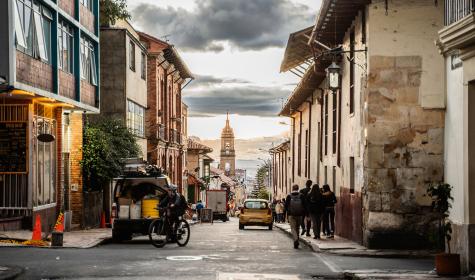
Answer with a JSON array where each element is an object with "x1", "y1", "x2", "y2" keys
[{"x1": 0, "y1": 218, "x2": 434, "y2": 279}]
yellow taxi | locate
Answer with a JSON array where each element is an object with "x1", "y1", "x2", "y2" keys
[{"x1": 238, "y1": 199, "x2": 273, "y2": 230}]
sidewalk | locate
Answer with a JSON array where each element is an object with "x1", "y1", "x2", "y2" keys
[
  {"x1": 274, "y1": 222, "x2": 435, "y2": 258},
  {"x1": 344, "y1": 270, "x2": 474, "y2": 280},
  {"x1": 0, "y1": 228, "x2": 111, "y2": 249}
]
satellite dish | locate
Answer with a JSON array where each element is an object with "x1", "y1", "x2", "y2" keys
[{"x1": 37, "y1": 133, "x2": 55, "y2": 142}]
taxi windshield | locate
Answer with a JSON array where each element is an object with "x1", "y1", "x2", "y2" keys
[{"x1": 244, "y1": 201, "x2": 268, "y2": 209}]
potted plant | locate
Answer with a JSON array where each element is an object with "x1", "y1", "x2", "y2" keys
[{"x1": 427, "y1": 183, "x2": 460, "y2": 276}]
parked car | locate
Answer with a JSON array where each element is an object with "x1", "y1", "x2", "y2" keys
[
  {"x1": 239, "y1": 199, "x2": 272, "y2": 230},
  {"x1": 112, "y1": 162, "x2": 171, "y2": 241}
]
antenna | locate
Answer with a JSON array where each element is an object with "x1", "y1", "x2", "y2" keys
[{"x1": 161, "y1": 34, "x2": 172, "y2": 42}]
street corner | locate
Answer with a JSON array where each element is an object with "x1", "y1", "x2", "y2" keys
[{"x1": 0, "y1": 265, "x2": 23, "y2": 280}]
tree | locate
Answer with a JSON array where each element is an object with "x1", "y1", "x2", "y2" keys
[
  {"x1": 81, "y1": 117, "x2": 140, "y2": 191},
  {"x1": 257, "y1": 188, "x2": 270, "y2": 200},
  {"x1": 100, "y1": 0, "x2": 131, "y2": 27}
]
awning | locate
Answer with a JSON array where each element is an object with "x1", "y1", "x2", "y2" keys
[
  {"x1": 278, "y1": 58, "x2": 330, "y2": 117},
  {"x1": 269, "y1": 140, "x2": 290, "y2": 153},
  {"x1": 309, "y1": 0, "x2": 370, "y2": 47},
  {"x1": 280, "y1": 26, "x2": 314, "y2": 72}
]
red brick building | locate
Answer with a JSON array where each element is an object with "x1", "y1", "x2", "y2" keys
[{"x1": 138, "y1": 32, "x2": 194, "y2": 192}]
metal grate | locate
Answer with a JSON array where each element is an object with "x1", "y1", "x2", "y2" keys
[
  {"x1": 445, "y1": 0, "x2": 475, "y2": 26},
  {"x1": 0, "y1": 105, "x2": 30, "y2": 217}
]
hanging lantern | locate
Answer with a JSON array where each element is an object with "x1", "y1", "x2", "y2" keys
[{"x1": 326, "y1": 62, "x2": 341, "y2": 91}]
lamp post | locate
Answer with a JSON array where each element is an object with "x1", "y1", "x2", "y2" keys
[{"x1": 326, "y1": 61, "x2": 341, "y2": 92}]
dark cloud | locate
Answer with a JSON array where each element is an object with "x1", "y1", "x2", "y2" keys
[
  {"x1": 183, "y1": 86, "x2": 286, "y2": 117},
  {"x1": 131, "y1": 0, "x2": 313, "y2": 52},
  {"x1": 190, "y1": 74, "x2": 250, "y2": 88}
]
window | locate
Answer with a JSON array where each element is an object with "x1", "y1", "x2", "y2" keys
[
  {"x1": 80, "y1": 0, "x2": 93, "y2": 11},
  {"x1": 80, "y1": 36, "x2": 97, "y2": 85},
  {"x1": 127, "y1": 100, "x2": 145, "y2": 137},
  {"x1": 349, "y1": 29, "x2": 355, "y2": 114},
  {"x1": 15, "y1": 0, "x2": 52, "y2": 63},
  {"x1": 349, "y1": 157, "x2": 355, "y2": 194},
  {"x1": 297, "y1": 132, "x2": 302, "y2": 176},
  {"x1": 141, "y1": 52, "x2": 146, "y2": 79},
  {"x1": 332, "y1": 92, "x2": 337, "y2": 154},
  {"x1": 332, "y1": 166, "x2": 336, "y2": 192},
  {"x1": 304, "y1": 129, "x2": 308, "y2": 177},
  {"x1": 58, "y1": 20, "x2": 74, "y2": 73},
  {"x1": 324, "y1": 93, "x2": 328, "y2": 156},
  {"x1": 129, "y1": 40, "x2": 135, "y2": 71}
]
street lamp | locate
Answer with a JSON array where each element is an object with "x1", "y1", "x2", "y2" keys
[{"x1": 326, "y1": 61, "x2": 341, "y2": 91}]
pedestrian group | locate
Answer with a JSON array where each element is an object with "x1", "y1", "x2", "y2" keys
[{"x1": 273, "y1": 180, "x2": 337, "y2": 249}]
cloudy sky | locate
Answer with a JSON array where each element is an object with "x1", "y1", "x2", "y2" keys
[{"x1": 128, "y1": 0, "x2": 320, "y2": 142}]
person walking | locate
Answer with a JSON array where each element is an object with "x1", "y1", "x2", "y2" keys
[
  {"x1": 281, "y1": 198, "x2": 287, "y2": 223},
  {"x1": 300, "y1": 180, "x2": 312, "y2": 236},
  {"x1": 275, "y1": 200, "x2": 284, "y2": 223},
  {"x1": 196, "y1": 200, "x2": 204, "y2": 221},
  {"x1": 307, "y1": 184, "x2": 324, "y2": 239},
  {"x1": 322, "y1": 184, "x2": 337, "y2": 238},
  {"x1": 285, "y1": 184, "x2": 307, "y2": 249},
  {"x1": 271, "y1": 199, "x2": 277, "y2": 223}
]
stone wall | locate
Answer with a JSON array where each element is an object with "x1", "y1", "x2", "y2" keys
[{"x1": 363, "y1": 55, "x2": 445, "y2": 248}]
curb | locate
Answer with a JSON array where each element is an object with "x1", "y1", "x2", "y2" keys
[
  {"x1": 0, "y1": 266, "x2": 23, "y2": 280},
  {"x1": 274, "y1": 223, "x2": 434, "y2": 259}
]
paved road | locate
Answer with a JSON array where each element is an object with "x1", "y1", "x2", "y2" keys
[{"x1": 0, "y1": 218, "x2": 433, "y2": 279}]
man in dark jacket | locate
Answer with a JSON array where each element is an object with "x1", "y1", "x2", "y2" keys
[
  {"x1": 322, "y1": 184, "x2": 337, "y2": 238},
  {"x1": 285, "y1": 184, "x2": 307, "y2": 249},
  {"x1": 299, "y1": 180, "x2": 312, "y2": 236}
]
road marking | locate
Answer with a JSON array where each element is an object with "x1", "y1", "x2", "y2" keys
[
  {"x1": 166, "y1": 256, "x2": 203, "y2": 261},
  {"x1": 217, "y1": 272, "x2": 304, "y2": 280},
  {"x1": 312, "y1": 253, "x2": 342, "y2": 273}
]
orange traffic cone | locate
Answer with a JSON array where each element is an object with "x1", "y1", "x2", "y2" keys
[
  {"x1": 53, "y1": 212, "x2": 64, "y2": 232},
  {"x1": 100, "y1": 212, "x2": 106, "y2": 228},
  {"x1": 32, "y1": 214, "x2": 42, "y2": 241}
]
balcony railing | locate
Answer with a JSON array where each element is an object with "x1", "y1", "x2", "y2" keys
[
  {"x1": 445, "y1": 0, "x2": 475, "y2": 26},
  {"x1": 171, "y1": 129, "x2": 182, "y2": 145}
]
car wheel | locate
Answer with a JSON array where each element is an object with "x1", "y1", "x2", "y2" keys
[
  {"x1": 268, "y1": 224, "x2": 273, "y2": 230},
  {"x1": 239, "y1": 223, "x2": 244, "y2": 230}
]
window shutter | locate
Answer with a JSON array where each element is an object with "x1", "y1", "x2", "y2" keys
[{"x1": 33, "y1": 12, "x2": 47, "y2": 61}]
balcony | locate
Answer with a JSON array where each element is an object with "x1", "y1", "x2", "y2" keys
[
  {"x1": 445, "y1": 0, "x2": 475, "y2": 26},
  {"x1": 157, "y1": 124, "x2": 166, "y2": 141},
  {"x1": 171, "y1": 129, "x2": 182, "y2": 145}
]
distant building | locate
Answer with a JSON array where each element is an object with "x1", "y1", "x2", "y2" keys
[
  {"x1": 0, "y1": 0, "x2": 99, "y2": 230},
  {"x1": 220, "y1": 112, "x2": 236, "y2": 177},
  {"x1": 186, "y1": 138, "x2": 213, "y2": 203}
]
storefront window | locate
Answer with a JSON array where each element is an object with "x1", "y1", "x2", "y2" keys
[{"x1": 33, "y1": 105, "x2": 56, "y2": 208}]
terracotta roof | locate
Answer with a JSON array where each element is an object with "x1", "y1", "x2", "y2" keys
[
  {"x1": 210, "y1": 167, "x2": 237, "y2": 187},
  {"x1": 269, "y1": 140, "x2": 291, "y2": 153},
  {"x1": 187, "y1": 139, "x2": 213, "y2": 153}
]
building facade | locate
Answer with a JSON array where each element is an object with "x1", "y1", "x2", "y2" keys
[
  {"x1": 139, "y1": 32, "x2": 193, "y2": 192},
  {"x1": 219, "y1": 113, "x2": 236, "y2": 177},
  {"x1": 185, "y1": 139, "x2": 213, "y2": 203},
  {"x1": 437, "y1": 0, "x2": 475, "y2": 273},
  {"x1": 99, "y1": 20, "x2": 148, "y2": 156},
  {"x1": 0, "y1": 0, "x2": 99, "y2": 230},
  {"x1": 280, "y1": 0, "x2": 445, "y2": 249},
  {"x1": 269, "y1": 140, "x2": 291, "y2": 200}
]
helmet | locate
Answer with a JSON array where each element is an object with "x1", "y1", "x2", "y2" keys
[{"x1": 169, "y1": 184, "x2": 178, "y2": 193}]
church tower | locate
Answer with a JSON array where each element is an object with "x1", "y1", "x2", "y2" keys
[{"x1": 220, "y1": 112, "x2": 236, "y2": 177}]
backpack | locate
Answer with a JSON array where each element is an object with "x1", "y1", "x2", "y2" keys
[
  {"x1": 176, "y1": 194, "x2": 188, "y2": 215},
  {"x1": 289, "y1": 193, "x2": 305, "y2": 216}
]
